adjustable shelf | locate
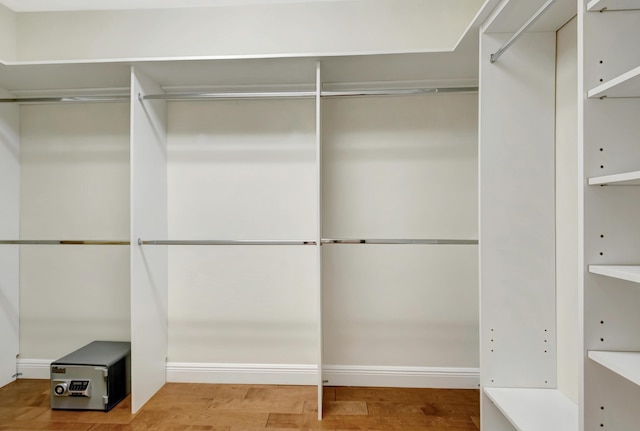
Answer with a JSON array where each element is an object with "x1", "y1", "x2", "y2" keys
[
  {"x1": 588, "y1": 170, "x2": 640, "y2": 185},
  {"x1": 589, "y1": 265, "x2": 640, "y2": 283},
  {"x1": 587, "y1": 0, "x2": 640, "y2": 12},
  {"x1": 588, "y1": 351, "x2": 640, "y2": 386},
  {"x1": 484, "y1": 388, "x2": 578, "y2": 431},
  {"x1": 587, "y1": 65, "x2": 640, "y2": 99}
]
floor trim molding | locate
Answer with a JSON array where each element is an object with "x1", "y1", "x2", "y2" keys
[
  {"x1": 17, "y1": 359, "x2": 479, "y2": 389},
  {"x1": 323, "y1": 365, "x2": 480, "y2": 389}
]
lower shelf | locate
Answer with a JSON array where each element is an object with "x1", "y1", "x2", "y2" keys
[
  {"x1": 589, "y1": 265, "x2": 640, "y2": 284},
  {"x1": 588, "y1": 350, "x2": 640, "y2": 387},
  {"x1": 484, "y1": 387, "x2": 578, "y2": 431}
]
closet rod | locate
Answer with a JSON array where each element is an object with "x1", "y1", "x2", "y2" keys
[
  {"x1": 0, "y1": 240, "x2": 130, "y2": 245},
  {"x1": 0, "y1": 95, "x2": 130, "y2": 103},
  {"x1": 139, "y1": 239, "x2": 317, "y2": 246},
  {"x1": 322, "y1": 239, "x2": 478, "y2": 245},
  {"x1": 490, "y1": 0, "x2": 557, "y2": 64},
  {"x1": 141, "y1": 91, "x2": 316, "y2": 100},
  {"x1": 321, "y1": 87, "x2": 478, "y2": 97},
  {"x1": 141, "y1": 86, "x2": 479, "y2": 101}
]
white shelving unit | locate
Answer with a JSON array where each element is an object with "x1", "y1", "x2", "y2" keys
[
  {"x1": 479, "y1": 0, "x2": 579, "y2": 429},
  {"x1": 484, "y1": 387, "x2": 578, "y2": 431},
  {"x1": 588, "y1": 351, "x2": 640, "y2": 386},
  {"x1": 580, "y1": 0, "x2": 640, "y2": 429}
]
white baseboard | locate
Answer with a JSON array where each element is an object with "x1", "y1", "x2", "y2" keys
[
  {"x1": 167, "y1": 363, "x2": 479, "y2": 388},
  {"x1": 166, "y1": 362, "x2": 318, "y2": 385},
  {"x1": 17, "y1": 359, "x2": 52, "y2": 379},
  {"x1": 323, "y1": 365, "x2": 480, "y2": 389},
  {"x1": 17, "y1": 359, "x2": 479, "y2": 389}
]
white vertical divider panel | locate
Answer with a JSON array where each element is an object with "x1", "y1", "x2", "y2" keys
[
  {"x1": 130, "y1": 68, "x2": 168, "y2": 413},
  {"x1": 0, "y1": 90, "x2": 19, "y2": 387},
  {"x1": 479, "y1": 29, "x2": 557, "y2": 427},
  {"x1": 315, "y1": 61, "x2": 324, "y2": 420}
]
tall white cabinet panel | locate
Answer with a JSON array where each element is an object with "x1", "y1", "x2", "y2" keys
[
  {"x1": 480, "y1": 31, "x2": 557, "y2": 388},
  {"x1": 130, "y1": 68, "x2": 169, "y2": 413},
  {"x1": 478, "y1": 0, "x2": 580, "y2": 425},
  {"x1": 580, "y1": 3, "x2": 640, "y2": 430},
  {"x1": 0, "y1": 91, "x2": 19, "y2": 386},
  {"x1": 19, "y1": 102, "x2": 131, "y2": 360},
  {"x1": 556, "y1": 16, "x2": 580, "y2": 403}
]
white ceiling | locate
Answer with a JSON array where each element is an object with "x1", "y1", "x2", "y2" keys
[{"x1": 0, "y1": 0, "x2": 348, "y2": 12}]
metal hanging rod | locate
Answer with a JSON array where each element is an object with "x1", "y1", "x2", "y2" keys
[
  {"x1": 490, "y1": 0, "x2": 557, "y2": 64},
  {"x1": 0, "y1": 87, "x2": 479, "y2": 104},
  {"x1": 321, "y1": 87, "x2": 478, "y2": 97},
  {"x1": 139, "y1": 239, "x2": 317, "y2": 246},
  {"x1": 0, "y1": 240, "x2": 130, "y2": 245},
  {"x1": 0, "y1": 95, "x2": 130, "y2": 104},
  {"x1": 140, "y1": 86, "x2": 478, "y2": 101},
  {"x1": 141, "y1": 91, "x2": 316, "y2": 101},
  {"x1": 321, "y1": 239, "x2": 478, "y2": 245}
]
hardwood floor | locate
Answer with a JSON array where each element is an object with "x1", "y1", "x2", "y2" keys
[{"x1": 0, "y1": 380, "x2": 480, "y2": 430}]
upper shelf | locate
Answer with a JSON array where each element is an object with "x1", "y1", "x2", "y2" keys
[
  {"x1": 0, "y1": 48, "x2": 479, "y2": 96},
  {"x1": 589, "y1": 351, "x2": 640, "y2": 386},
  {"x1": 587, "y1": 0, "x2": 640, "y2": 11},
  {"x1": 484, "y1": 387, "x2": 578, "y2": 431},
  {"x1": 588, "y1": 65, "x2": 640, "y2": 98},
  {"x1": 589, "y1": 170, "x2": 640, "y2": 185},
  {"x1": 483, "y1": 0, "x2": 576, "y2": 33},
  {"x1": 589, "y1": 265, "x2": 640, "y2": 283}
]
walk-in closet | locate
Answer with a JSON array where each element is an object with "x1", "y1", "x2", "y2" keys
[{"x1": 1, "y1": 0, "x2": 639, "y2": 430}]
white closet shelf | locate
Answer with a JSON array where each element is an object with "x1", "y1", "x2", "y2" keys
[
  {"x1": 588, "y1": 351, "x2": 640, "y2": 386},
  {"x1": 588, "y1": 65, "x2": 640, "y2": 98},
  {"x1": 587, "y1": 0, "x2": 640, "y2": 11},
  {"x1": 589, "y1": 170, "x2": 640, "y2": 185},
  {"x1": 589, "y1": 265, "x2": 640, "y2": 283},
  {"x1": 484, "y1": 387, "x2": 578, "y2": 431}
]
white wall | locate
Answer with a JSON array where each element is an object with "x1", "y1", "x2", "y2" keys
[
  {"x1": 555, "y1": 16, "x2": 579, "y2": 404},
  {"x1": 322, "y1": 94, "x2": 479, "y2": 369},
  {"x1": 0, "y1": 3, "x2": 16, "y2": 62},
  {"x1": 18, "y1": 103, "x2": 131, "y2": 359},
  {"x1": 15, "y1": 0, "x2": 483, "y2": 61},
  {"x1": 167, "y1": 99, "x2": 318, "y2": 365},
  {"x1": 165, "y1": 93, "x2": 479, "y2": 373}
]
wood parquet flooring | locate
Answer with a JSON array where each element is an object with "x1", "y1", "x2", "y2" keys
[{"x1": 0, "y1": 380, "x2": 480, "y2": 431}]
